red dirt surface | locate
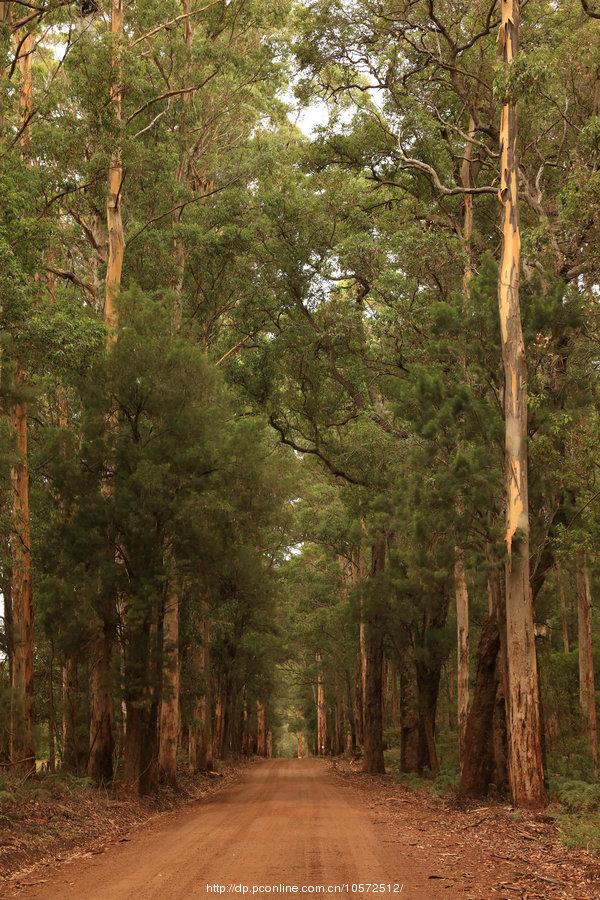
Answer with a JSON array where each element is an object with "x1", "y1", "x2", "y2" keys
[{"x1": 3, "y1": 758, "x2": 600, "y2": 899}]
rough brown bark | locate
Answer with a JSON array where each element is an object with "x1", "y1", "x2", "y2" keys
[
  {"x1": 559, "y1": 577, "x2": 570, "y2": 654},
  {"x1": 458, "y1": 615, "x2": 501, "y2": 796},
  {"x1": 416, "y1": 659, "x2": 441, "y2": 778},
  {"x1": 62, "y1": 653, "x2": 86, "y2": 773},
  {"x1": 158, "y1": 579, "x2": 180, "y2": 786},
  {"x1": 498, "y1": 0, "x2": 546, "y2": 809},
  {"x1": 459, "y1": 559, "x2": 509, "y2": 798},
  {"x1": 399, "y1": 647, "x2": 420, "y2": 773},
  {"x1": 577, "y1": 554, "x2": 599, "y2": 774},
  {"x1": 362, "y1": 537, "x2": 385, "y2": 774},
  {"x1": 87, "y1": 623, "x2": 114, "y2": 784},
  {"x1": 122, "y1": 700, "x2": 158, "y2": 796},
  {"x1": 189, "y1": 616, "x2": 213, "y2": 771},
  {"x1": 256, "y1": 700, "x2": 266, "y2": 757},
  {"x1": 454, "y1": 547, "x2": 469, "y2": 766}
]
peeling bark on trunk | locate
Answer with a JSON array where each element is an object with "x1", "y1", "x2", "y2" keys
[
  {"x1": 104, "y1": 0, "x2": 125, "y2": 335},
  {"x1": 577, "y1": 554, "x2": 599, "y2": 774},
  {"x1": 158, "y1": 579, "x2": 180, "y2": 787},
  {"x1": 362, "y1": 537, "x2": 385, "y2": 774},
  {"x1": 498, "y1": 0, "x2": 546, "y2": 809}
]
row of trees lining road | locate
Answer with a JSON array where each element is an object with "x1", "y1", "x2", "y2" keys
[{"x1": 0, "y1": 0, "x2": 600, "y2": 811}]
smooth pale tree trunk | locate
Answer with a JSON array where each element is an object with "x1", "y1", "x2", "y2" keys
[
  {"x1": 363, "y1": 537, "x2": 385, "y2": 774},
  {"x1": 455, "y1": 547, "x2": 469, "y2": 766},
  {"x1": 9, "y1": 31, "x2": 35, "y2": 777},
  {"x1": 104, "y1": 0, "x2": 125, "y2": 334},
  {"x1": 498, "y1": 0, "x2": 546, "y2": 809},
  {"x1": 577, "y1": 554, "x2": 599, "y2": 774},
  {"x1": 316, "y1": 655, "x2": 327, "y2": 755},
  {"x1": 158, "y1": 578, "x2": 180, "y2": 786}
]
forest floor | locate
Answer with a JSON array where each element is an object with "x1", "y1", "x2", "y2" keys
[{"x1": 1, "y1": 757, "x2": 599, "y2": 899}]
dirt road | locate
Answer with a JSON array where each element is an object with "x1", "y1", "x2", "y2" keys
[
  {"x1": 6, "y1": 759, "x2": 600, "y2": 899},
  {"x1": 7, "y1": 759, "x2": 456, "y2": 899}
]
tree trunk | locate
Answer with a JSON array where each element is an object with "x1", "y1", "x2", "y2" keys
[
  {"x1": 363, "y1": 537, "x2": 385, "y2": 774},
  {"x1": 577, "y1": 554, "x2": 599, "y2": 775},
  {"x1": 416, "y1": 659, "x2": 441, "y2": 778},
  {"x1": 104, "y1": 0, "x2": 125, "y2": 335},
  {"x1": 297, "y1": 732, "x2": 303, "y2": 758},
  {"x1": 316, "y1": 654, "x2": 326, "y2": 756},
  {"x1": 122, "y1": 700, "x2": 158, "y2": 795},
  {"x1": 498, "y1": 0, "x2": 546, "y2": 809},
  {"x1": 459, "y1": 560, "x2": 509, "y2": 798},
  {"x1": 458, "y1": 615, "x2": 501, "y2": 797},
  {"x1": 256, "y1": 700, "x2": 266, "y2": 757},
  {"x1": 47, "y1": 643, "x2": 56, "y2": 774},
  {"x1": 560, "y1": 577, "x2": 570, "y2": 654},
  {"x1": 189, "y1": 615, "x2": 212, "y2": 771},
  {"x1": 158, "y1": 580, "x2": 180, "y2": 787},
  {"x1": 399, "y1": 648, "x2": 420, "y2": 773},
  {"x1": 62, "y1": 653, "x2": 86, "y2": 773},
  {"x1": 454, "y1": 547, "x2": 469, "y2": 766},
  {"x1": 9, "y1": 29, "x2": 35, "y2": 779},
  {"x1": 87, "y1": 623, "x2": 114, "y2": 784}
]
